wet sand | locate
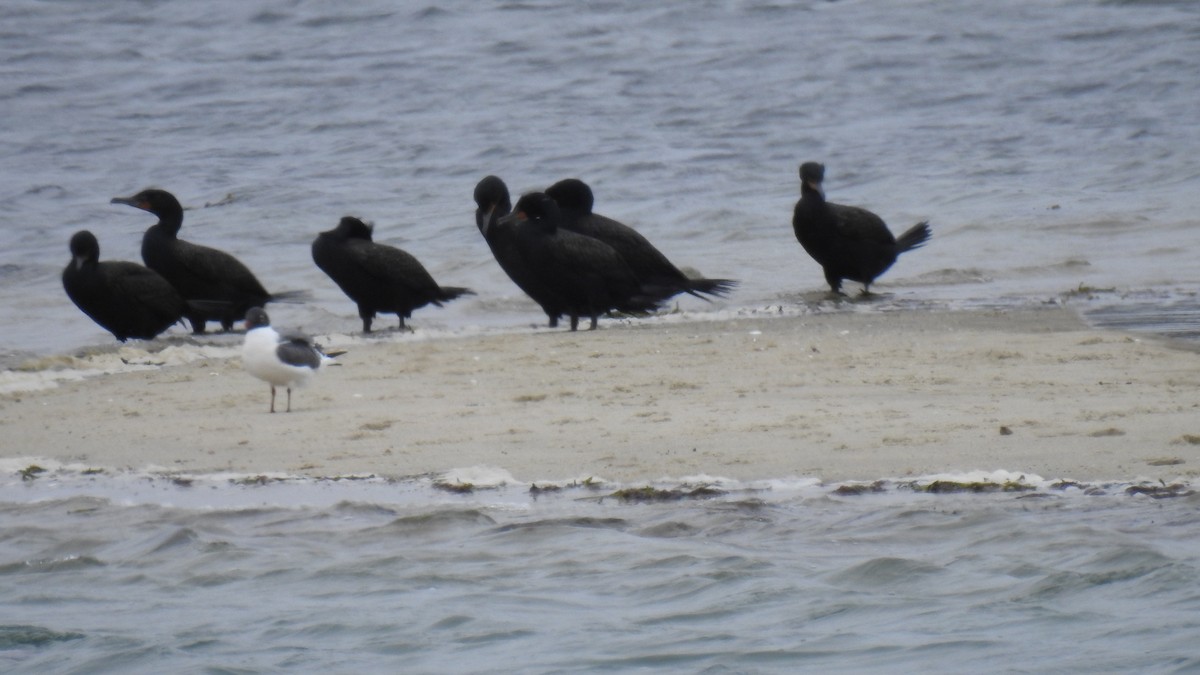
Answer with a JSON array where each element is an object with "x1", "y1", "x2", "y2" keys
[{"x1": 3, "y1": 307, "x2": 1199, "y2": 485}]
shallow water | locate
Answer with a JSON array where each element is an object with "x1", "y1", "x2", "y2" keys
[
  {"x1": 2, "y1": 0, "x2": 1200, "y2": 366},
  {"x1": 2, "y1": 469, "x2": 1199, "y2": 673},
  {"x1": 3, "y1": 2, "x2": 1200, "y2": 670}
]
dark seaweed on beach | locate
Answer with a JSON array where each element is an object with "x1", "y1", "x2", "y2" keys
[
  {"x1": 1125, "y1": 483, "x2": 1194, "y2": 499},
  {"x1": 433, "y1": 481, "x2": 475, "y2": 494},
  {"x1": 914, "y1": 480, "x2": 1036, "y2": 494},
  {"x1": 19, "y1": 464, "x2": 46, "y2": 481},
  {"x1": 229, "y1": 475, "x2": 284, "y2": 487},
  {"x1": 530, "y1": 478, "x2": 605, "y2": 496},
  {"x1": 832, "y1": 481, "x2": 888, "y2": 496},
  {"x1": 606, "y1": 486, "x2": 726, "y2": 503}
]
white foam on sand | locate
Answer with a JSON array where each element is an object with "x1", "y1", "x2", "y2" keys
[{"x1": 0, "y1": 458, "x2": 1190, "y2": 513}]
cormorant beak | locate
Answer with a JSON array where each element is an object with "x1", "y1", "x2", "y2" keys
[
  {"x1": 110, "y1": 196, "x2": 148, "y2": 211},
  {"x1": 805, "y1": 180, "x2": 825, "y2": 199},
  {"x1": 73, "y1": 254, "x2": 87, "y2": 271},
  {"x1": 479, "y1": 204, "x2": 495, "y2": 235},
  {"x1": 497, "y1": 210, "x2": 525, "y2": 227}
]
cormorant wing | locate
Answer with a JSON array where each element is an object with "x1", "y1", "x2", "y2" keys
[
  {"x1": 101, "y1": 262, "x2": 183, "y2": 319},
  {"x1": 830, "y1": 204, "x2": 897, "y2": 245},
  {"x1": 173, "y1": 239, "x2": 270, "y2": 297},
  {"x1": 346, "y1": 239, "x2": 441, "y2": 295}
]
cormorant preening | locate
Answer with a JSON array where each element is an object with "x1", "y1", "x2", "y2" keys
[
  {"x1": 312, "y1": 216, "x2": 473, "y2": 332},
  {"x1": 499, "y1": 191, "x2": 668, "y2": 331},
  {"x1": 473, "y1": 175, "x2": 565, "y2": 327},
  {"x1": 792, "y1": 162, "x2": 931, "y2": 294},
  {"x1": 546, "y1": 178, "x2": 737, "y2": 300},
  {"x1": 242, "y1": 307, "x2": 341, "y2": 413},
  {"x1": 111, "y1": 188, "x2": 301, "y2": 333},
  {"x1": 62, "y1": 230, "x2": 186, "y2": 341}
]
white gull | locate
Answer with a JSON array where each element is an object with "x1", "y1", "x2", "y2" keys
[{"x1": 241, "y1": 307, "x2": 342, "y2": 413}]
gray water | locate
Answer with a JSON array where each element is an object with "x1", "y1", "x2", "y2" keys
[
  {"x1": 4, "y1": 1, "x2": 1200, "y2": 671},
  {"x1": 2, "y1": 0, "x2": 1200, "y2": 364},
  {"x1": 2, "y1": 470, "x2": 1200, "y2": 674}
]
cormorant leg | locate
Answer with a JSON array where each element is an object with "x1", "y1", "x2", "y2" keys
[
  {"x1": 569, "y1": 315, "x2": 579, "y2": 331},
  {"x1": 188, "y1": 315, "x2": 207, "y2": 334},
  {"x1": 588, "y1": 315, "x2": 598, "y2": 330},
  {"x1": 824, "y1": 274, "x2": 845, "y2": 296}
]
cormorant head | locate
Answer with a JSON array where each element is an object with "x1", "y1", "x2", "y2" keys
[
  {"x1": 799, "y1": 162, "x2": 825, "y2": 199},
  {"x1": 111, "y1": 188, "x2": 185, "y2": 229},
  {"x1": 68, "y1": 230, "x2": 100, "y2": 270},
  {"x1": 545, "y1": 178, "x2": 594, "y2": 215},
  {"x1": 474, "y1": 175, "x2": 512, "y2": 235},
  {"x1": 335, "y1": 216, "x2": 374, "y2": 241},
  {"x1": 503, "y1": 192, "x2": 560, "y2": 234}
]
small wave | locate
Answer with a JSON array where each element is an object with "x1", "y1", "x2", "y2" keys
[
  {"x1": 490, "y1": 517, "x2": 629, "y2": 536},
  {"x1": 0, "y1": 625, "x2": 84, "y2": 649},
  {"x1": 0, "y1": 555, "x2": 105, "y2": 576},
  {"x1": 830, "y1": 556, "x2": 945, "y2": 588},
  {"x1": 298, "y1": 13, "x2": 395, "y2": 29},
  {"x1": 250, "y1": 11, "x2": 290, "y2": 24},
  {"x1": 147, "y1": 528, "x2": 202, "y2": 555},
  {"x1": 376, "y1": 509, "x2": 499, "y2": 536}
]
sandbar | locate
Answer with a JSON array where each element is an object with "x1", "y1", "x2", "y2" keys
[{"x1": 2, "y1": 307, "x2": 1198, "y2": 486}]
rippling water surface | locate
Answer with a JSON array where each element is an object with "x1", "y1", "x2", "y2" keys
[
  {"x1": 3, "y1": 1, "x2": 1200, "y2": 670},
  {"x1": 2, "y1": 472, "x2": 1200, "y2": 673},
  {"x1": 2, "y1": 0, "x2": 1199, "y2": 363}
]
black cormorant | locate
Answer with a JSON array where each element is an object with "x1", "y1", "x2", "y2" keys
[
  {"x1": 62, "y1": 230, "x2": 186, "y2": 341},
  {"x1": 111, "y1": 188, "x2": 301, "y2": 333},
  {"x1": 546, "y1": 178, "x2": 737, "y2": 300},
  {"x1": 312, "y1": 216, "x2": 473, "y2": 332},
  {"x1": 500, "y1": 191, "x2": 667, "y2": 331},
  {"x1": 473, "y1": 175, "x2": 565, "y2": 327},
  {"x1": 791, "y1": 162, "x2": 931, "y2": 294}
]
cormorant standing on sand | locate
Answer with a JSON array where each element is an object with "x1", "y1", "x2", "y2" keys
[
  {"x1": 62, "y1": 230, "x2": 186, "y2": 341},
  {"x1": 499, "y1": 191, "x2": 667, "y2": 331},
  {"x1": 792, "y1": 162, "x2": 931, "y2": 295},
  {"x1": 312, "y1": 216, "x2": 473, "y2": 332},
  {"x1": 241, "y1": 307, "x2": 342, "y2": 413},
  {"x1": 473, "y1": 175, "x2": 565, "y2": 327},
  {"x1": 546, "y1": 178, "x2": 737, "y2": 300},
  {"x1": 111, "y1": 188, "x2": 301, "y2": 333}
]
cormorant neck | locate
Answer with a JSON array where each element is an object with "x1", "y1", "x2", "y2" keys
[
  {"x1": 477, "y1": 203, "x2": 506, "y2": 238},
  {"x1": 156, "y1": 205, "x2": 184, "y2": 236}
]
